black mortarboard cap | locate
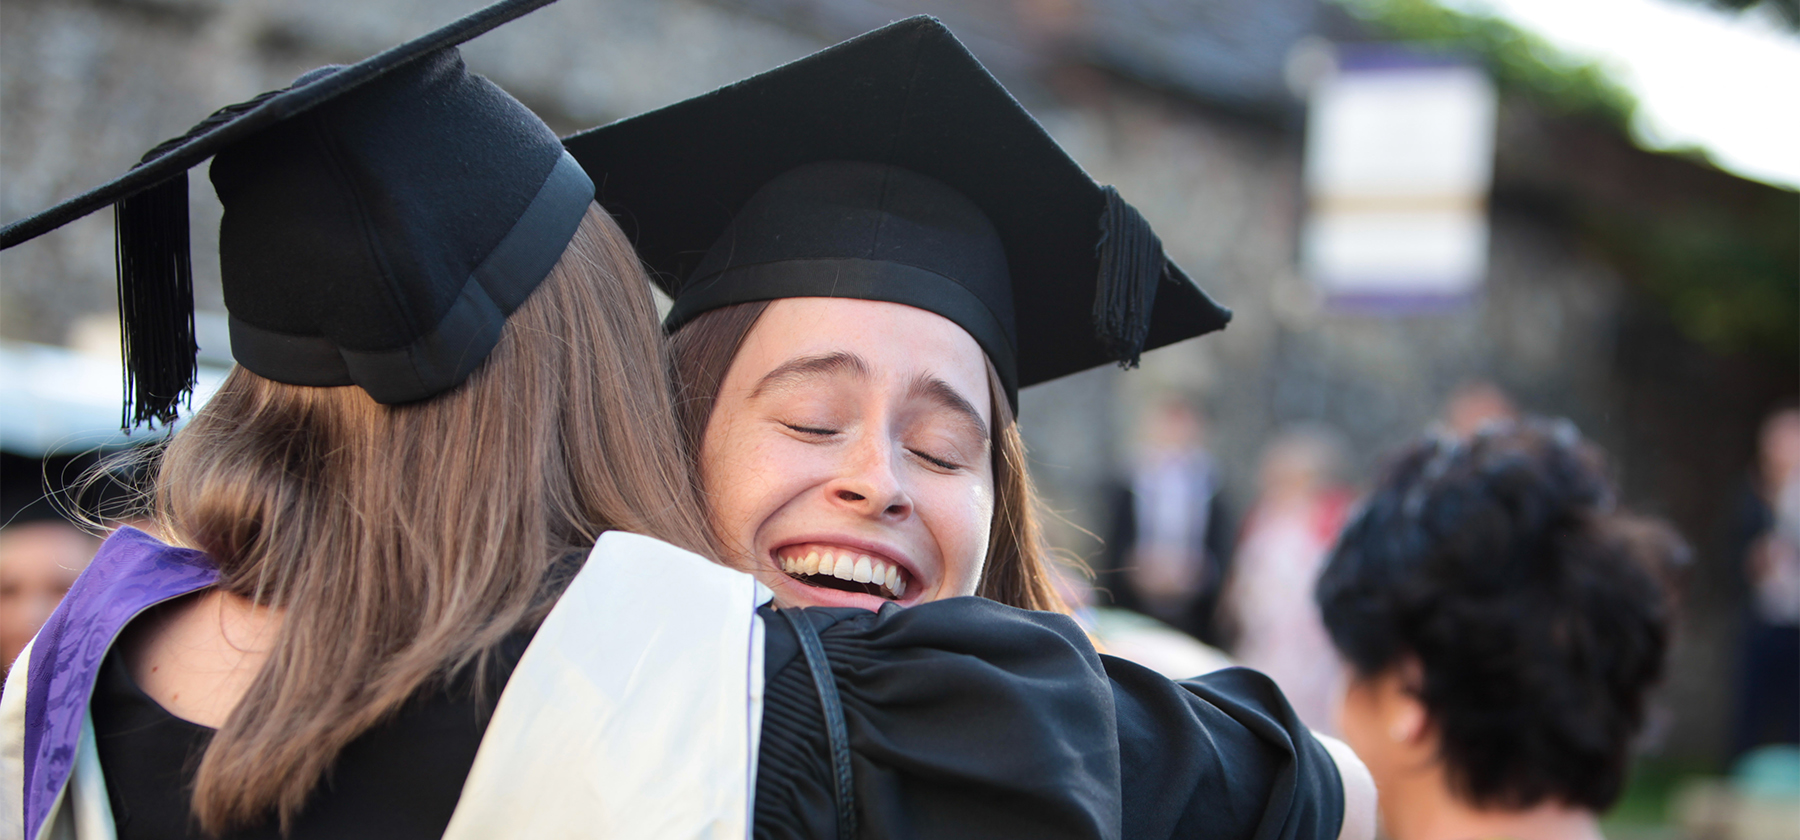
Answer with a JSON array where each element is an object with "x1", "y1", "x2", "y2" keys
[
  {"x1": 0, "y1": 0, "x2": 588, "y2": 427},
  {"x1": 562, "y1": 16, "x2": 1231, "y2": 411}
]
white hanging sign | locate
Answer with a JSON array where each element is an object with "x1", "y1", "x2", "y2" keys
[{"x1": 1302, "y1": 48, "x2": 1498, "y2": 310}]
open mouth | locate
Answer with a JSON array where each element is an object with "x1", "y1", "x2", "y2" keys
[{"x1": 777, "y1": 545, "x2": 908, "y2": 601}]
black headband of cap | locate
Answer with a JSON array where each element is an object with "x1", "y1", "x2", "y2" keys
[{"x1": 664, "y1": 161, "x2": 1019, "y2": 403}]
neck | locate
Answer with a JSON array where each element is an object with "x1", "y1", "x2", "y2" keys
[
  {"x1": 125, "y1": 588, "x2": 285, "y2": 728},
  {"x1": 1382, "y1": 769, "x2": 1603, "y2": 840}
]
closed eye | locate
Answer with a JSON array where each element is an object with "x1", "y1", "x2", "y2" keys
[
  {"x1": 910, "y1": 449, "x2": 962, "y2": 471},
  {"x1": 782, "y1": 422, "x2": 839, "y2": 437}
]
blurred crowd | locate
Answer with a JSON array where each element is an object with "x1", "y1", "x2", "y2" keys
[{"x1": 1063, "y1": 383, "x2": 1799, "y2": 839}]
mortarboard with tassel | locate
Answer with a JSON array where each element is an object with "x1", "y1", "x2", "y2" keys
[
  {"x1": 562, "y1": 15, "x2": 1232, "y2": 413},
  {"x1": 0, "y1": 0, "x2": 586, "y2": 429}
]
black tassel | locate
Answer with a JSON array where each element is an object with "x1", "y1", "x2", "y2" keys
[
  {"x1": 107, "y1": 89, "x2": 287, "y2": 430},
  {"x1": 114, "y1": 172, "x2": 196, "y2": 429},
  {"x1": 1092, "y1": 186, "x2": 1164, "y2": 369}
]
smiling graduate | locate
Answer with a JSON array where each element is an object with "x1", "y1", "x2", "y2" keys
[
  {"x1": 569, "y1": 17, "x2": 1230, "y2": 615},
  {"x1": 568, "y1": 15, "x2": 1374, "y2": 840}
]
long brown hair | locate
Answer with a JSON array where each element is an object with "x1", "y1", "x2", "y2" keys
[
  {"x1": 152, "y1": 205, "x2": 713, "y2": 832},
  {"x1": 668, "y1": 300, "x2": 1065, "y2": 613}
]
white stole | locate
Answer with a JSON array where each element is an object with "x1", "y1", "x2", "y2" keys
[{"x1": 442, "y1": 531, "x2": 771, "y2": 838}]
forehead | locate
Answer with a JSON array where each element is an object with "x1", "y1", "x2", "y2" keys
[{"x1": 734, "y1": 298, "x2": 990, "y2": 404}]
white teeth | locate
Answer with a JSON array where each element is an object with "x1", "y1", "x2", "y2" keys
[{"x1": 778, "y1": 547, "x2": 911, "y2": 600}]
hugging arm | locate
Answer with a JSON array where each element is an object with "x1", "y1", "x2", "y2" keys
[{"x1": 753, "y1": 598, "x2": 1369, "y2": 840}]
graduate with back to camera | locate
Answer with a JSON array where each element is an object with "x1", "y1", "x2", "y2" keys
[
  {"x1": 566, "y1": 16, "x2": 1374, "y2": 840},
  {"x1": 1, "y1": 2, "x2": 754, "y2": 836},
  {"x1": 1, "y1": 3, "x2": 1369, "y2": 839}
]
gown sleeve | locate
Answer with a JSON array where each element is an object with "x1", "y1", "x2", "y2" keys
[
  {"x1": 1105, "y1": 657, "x2": 1350, "y2": 840},
  {"x1": 753, "y1": 597, "x2": 1352, "y2": 840},
  {"x1": 755, "y1": 597, "x2": 1122, "y2": 840}
]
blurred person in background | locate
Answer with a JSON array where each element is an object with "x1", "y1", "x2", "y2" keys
[
  {"x1": 1317, "y1": 419, "x2": 1683, "y2": 840},
  {"x1": 1053, "y1": 556, "x2": 1236, "y2": 681},
  {"x1": 1221, "y1": 425, "x2": 1355, "y2": 732},
  {"x1": 0, "y1": 525, "x2": 97, "y2": 679},
  {"x1": 1438, "y1": 378, "x2": 1519, "y2": 440},
  {"x1": 1728, "y1": 406, "x2": 1800, "y2": 755},
  {"x1": 1099, "y1": 398, "x2": 1236, "y2": 646},
  {"x1": 0, "y1": 455, "x2": 100, "y2": 678}
]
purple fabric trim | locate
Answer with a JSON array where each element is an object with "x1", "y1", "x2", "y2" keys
[{"x1": 22, "y1": 527, "x2": 217, "y2": 838}]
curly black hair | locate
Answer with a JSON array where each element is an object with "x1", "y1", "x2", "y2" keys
[{"x1": 1315, "y1": 418, "x2": 1683, "y2": 812}]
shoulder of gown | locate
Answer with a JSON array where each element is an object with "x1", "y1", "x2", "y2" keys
[{"x1": 755, "y1": 597, "x2": 1355, "y2": 840}]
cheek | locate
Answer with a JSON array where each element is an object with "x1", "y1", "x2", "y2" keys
[
  {"x1": 928, "y1": 473, "x2": 995, "y2": 597},
  {"x1": 0, "y1": 589, "x2": 30, "y2": 634},
  {"x1": 700, "y1": 420, "x2": 829, "y2": 553},
  {"x1": 699, "y1": 422, "x2": 769, "y2": 551}
]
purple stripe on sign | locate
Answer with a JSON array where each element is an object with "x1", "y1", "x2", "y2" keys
[
  {"x1": 23, "y1": 527, "x2": 217, "y2": 838},
  {"x1": 1334, "y1": 43, "x2": 1474, "y2": 73},
  {"x1": 1323, "y1": 289, "x2": 1481, "y2": 314}
]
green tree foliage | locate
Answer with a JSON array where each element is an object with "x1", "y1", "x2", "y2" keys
[
  {"x1": 1338, "y1": 0, "x2": 1638, "y2": 128},
  {"x1": 1586, "y1": 194, "x2": 1799, "y2": 358}
]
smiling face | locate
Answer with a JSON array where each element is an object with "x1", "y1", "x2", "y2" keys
[{"x1": 699, "y1": 297, "x2": 996, "y2": 610}]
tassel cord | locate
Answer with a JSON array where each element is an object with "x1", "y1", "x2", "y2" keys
[{"x1": 1092, "y1": 186, "x2": 1164, "y2": 368}]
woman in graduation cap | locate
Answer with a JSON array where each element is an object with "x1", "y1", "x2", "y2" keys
[
  {"x1": 565, "y1": 15, "x2": 1375, "y2": 840},
  {"x1": 0, "y1": 2, "x2": 768, "y2": 837}
]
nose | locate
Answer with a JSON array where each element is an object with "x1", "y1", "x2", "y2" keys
[{"x1": 826, "y1": 435, "x2": 912, "y2": 520}]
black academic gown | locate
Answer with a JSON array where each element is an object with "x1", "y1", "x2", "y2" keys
[
  {"x1": 755, "y1": 598, "x2": 1344, "y2": 840},
  {"x1": 89, "y1": 596, "x2": 1341, "y2": 839}
]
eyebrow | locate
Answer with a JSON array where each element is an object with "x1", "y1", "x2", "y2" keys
[
  {"x1": 907, "y1": 374, "x2": 990, "y2": 445},
  {"x1": 750, "y1": 351, "x2": 871, "y2": 399}
]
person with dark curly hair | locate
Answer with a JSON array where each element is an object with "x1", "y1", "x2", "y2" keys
[{"x1": 1316, "y1": 419, "x2": 1684, "y2": 840}]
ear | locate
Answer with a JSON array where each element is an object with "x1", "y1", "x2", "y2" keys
[{"x1": 1386, "y1": 656, "x2": 1430, "y2": 745}]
